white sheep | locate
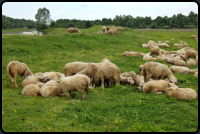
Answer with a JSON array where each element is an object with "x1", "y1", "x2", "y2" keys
[
  {"x1": 142, "y1": 44, "x2": 150, "y2": 48},
  {"x1": 6, "y1": 61, "x2": 33, "y2": 88},
  {"x1": 169, "y1": 66, "x2": 189, "y2": 74},
  {"x1": 191, "y1": 35, "x2": 197, "y2": 39},
  {"x1": 166, "y1": 58, "x2": 186, "y2": 66},
  {"x1": 117, "y1": 27, "x2": 123, "y2": 33},
  {"x1": 149, "y1": 45, "x2": 161, "y2": 56},
  {"x1": 21, "y1": 82, "x2": 44, "y2": 96},
  {"x1": 143, "y1": 52, "x2": 156, "y2": 61},
  {"x1": 64, "y1": 62, "x2": 89, "y2": 76},
  {"x1": 186, "y1": 59, "x2": 198, "y2": 67},
  {"x1": 125, "y1": 51, "x2": 144, "y2": 57},
  {"x1": 102, "y1": 26, "x2": 107, "y2": 33},
  {"x1": 166, "y1": 87, "x2": 197, "y2": 100},
  {"x1": 67, "y1": 27, "x2": 81, "y2": 33},
  {"x1": 148, "y1": 40, "x2": 157, "y2": 46},
  {"x1": 120, "y1": 76, "x2": 135, "y2": 85}
]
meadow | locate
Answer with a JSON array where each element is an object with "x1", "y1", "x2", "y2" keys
[{"x1": 2, "y1": 25, "x2": 198, "y2": 132}]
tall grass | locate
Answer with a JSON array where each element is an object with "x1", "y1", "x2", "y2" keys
[{"x1": 2, "y1": 26, "x2": 198, "y2": 132}]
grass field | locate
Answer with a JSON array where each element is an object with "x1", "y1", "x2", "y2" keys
[
  {"x1": 2, "y1": 28, "x2": 36, "y2": 34},
  {"x1": 2, "y1": 25, "x2": 198, "y2": 132}
]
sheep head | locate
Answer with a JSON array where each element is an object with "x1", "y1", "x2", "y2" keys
[{"x1": 127, "y1": 78, "x2": 135, "y2": 85}]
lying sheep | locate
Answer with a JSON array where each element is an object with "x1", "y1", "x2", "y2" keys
[
  {"x1": 94, "y1": 66, "x2": 120, "y2": 89},
  {"x1": 140, "y1": 62, "x2": 177, "y2": 84},
  {"x1": 6, "y1": 61, "x2": 33, "y2": 88},
  {"x1": 64, "y1": 62, "x2": 89, "y2": 76},
  {"x1": 158, "y1": 43, "x2": 169, "y2": 48},
  {"x1": 22, "y1": 75, "x2": 43, "y2": 88},
  {"x1": 173, "y1": 43, "x2": 182, "y2": 47},
  {"x1": 187, "y1": 68, "x2": 198, "y2": 75},
  {"x1": 40, "y1": 80, "x2": 62, "y2": 98},
  {"x1": 56, "y1": 74, "x2": 93, "y2": 100},
  {"x1": 41, "y1": 72, "x2": 61, "y2": 83},
  {"x1": 67, "y1": 27, "x2": 81, "y2": 33},
  {"x1": 142, "y1": 44, "x2": 150, "y2": 48},
  {"x1": 132, "y1": 74, "x2": 144, "y2": 85},
  {"x1": 125, "y1": 51, "x2": 144, "y2": 57},
  {"x1": 27, "y1": 33, "x2": 36, "y2": 36},
  {"x1": 107, "y1": 29, "x2": 117, "y2": 37},
  {"x1": 155, "y1": 54, "x2": 167, "y2": 61},
  {"x1": 166, "y1": 58, "x2": 186, "y2": 66},
  {"x1": 160, "y1": 49, "x2": 170, "y2": 55},
  {"x1": 194, "y1": 71, "x2": 198, "y2": 76},
  {"x1": 169, "y1": 66, "x2": 189, "y2": 74},
  {"x1": 149, "y1": 45, "x2": 161, "y2": 56},
  {"x1": 123, "y1": 51, "x2": 129, "y2": 56},
  {"x1": 186, "y1": 59, "x2": 197, "y2": 67},
  {"x1": 102, "y1": 26, "x2": 107, "y2": 33},
  {"x1": 148, "y1": 40, "x2": 157, "y2": 46},
  {"x1": 121, "y1": 71, "x2": 137, "y2": 80},
  {"x1": 181, "y1": 50, "x2": 198, "y2": 61},
  {"x1": 191, "y1": 35, "x2": 197, "y2": 39},
  {"x1": 165, "y1": 40, "x2": 170, "y2": 43},
  {"x1": 143, "y1": 52, "x2": 156, "y2": 61},
  {"x1": 21, "y1": 82, "x2": 44, "y2": 96},
  {"x1": 120, "y1": 76, "x2": 135, "y2": 85},
  {"x1": 117, "y1": 27, "x2": 123, "y2": 33},
  {"x1": 142, "y1": 80, "x2": 178, "y2": 94},
  {"x1": 166, "y1": 87, "x2": 197, "y2": 100}
]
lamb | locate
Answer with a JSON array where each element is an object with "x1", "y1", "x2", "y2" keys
[
  {"x1": 169, "y1": 66, "x2": 189, "y2": 74},
  {"x1": 166, "y1": 87, "x2": 197, "y2": 100},
  {"x1": 102, "y1": 26, "x2": 107, "y2": 33},
  {"x1": 142, "y1": 44, "x2": 150, "y2": 48},
  {"x1": 21, "y1": 82, "x2": 44, "y2": 96},
  {"x1": 67, "y1": 27, "x2": 81, "y2": 33},
  {"x1": 140, "y1": 62, "x2": 177, "y2": 84},
  {"x1": 143, "y1": 52, "x2": 156, "y2": 61},
  {"x1": 149, "y1": 45, "x2": 161, "y2": 56},
  {"x1": 40, "y1": 80, "x2": 62, "y2": 98},
  {"x1": 56, "y1": 74, "x2": 93, "y2": 100},
  {"x1": 107, "y1": 29, "x2": 117, "y2": 37},
  {"x1": 117, "y1": 27, "x2": 123, "y2": 33},
  {"x1": 64, "y1": 62, "x2": 89, "y2": 76},
  {"x1": 6, "y1": 61, "x2": 33, "y2": 88},
  {"x1": 141, "y1": 80, "x2": 178, "y2": 94},
  {"x1": 191, "y1": 35, "x2": 197, "y2": 39},
  {"x1": 94, "y1": 66, "x2": 121, "y2": 89},
  {"x1": 125, "y1": 51, "x2": 144, "y2": 57},
  {"x1": 166, "y1": 58, "x2": 186, "y2": 66},
  {"x1": 120, "y1": 76, "x2": 135, "y2": 85},
  {"x1": 186, "y1": 59, "x2": 197, "y2": 67}
]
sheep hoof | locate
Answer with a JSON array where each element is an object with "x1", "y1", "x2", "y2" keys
[{"x1": 71, "y1": 93, "x2": 76, "y2": 98}]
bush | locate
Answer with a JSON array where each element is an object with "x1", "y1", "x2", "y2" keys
[
  {"x1": 163, "y1": 26, "x2": 170, "y2": 29},
  {"x1": 139, "y1": 25, "x2": 143, "y2": 29}
]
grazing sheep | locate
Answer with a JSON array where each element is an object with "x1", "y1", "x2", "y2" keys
[
  {"x1": 117, "y1": 27, "x2": 123, "y2": 33},
  {"x1": 143, "y1": 52, "x2": 157, "y2": 61},
  {"x1": 170, "y1": 66, "x2": 189, "y2": 74},
  {"x1": 140, "y1": 62, "x2": 177, "y2": 84},
  {"x1": 102, "y1": 26, "x2": 107, "y2": 33},
  {"x1": 64, "y1": 62, "x2": 89, "y2": 76},
  {"x1": 106, "y1": 27, "x2": 110, "y2": 31},
  {"x1": 21, "y1": 82, "x2": 44, "y2": 96},
  {"x1": 166, "y1": 87, "x2": 197, "y2": 100},
  {"x1": 142, "y1": 80, "x2": 178, "y2": 94},
  {"x1": 155, "y1": 54, "x2": 167, "y2": 61},
  {"x1": 148, "y1": 40, "x2": 157, "y2": 46},
  {"x1": 187, "y1": 68, "x2": 198, "y2": 75},
  {"x1": 181, "y1": 50, "x2": 198, "y2": 61},
  {"x1": 165, "y1": 40, "x2": 170, "y2": 43},
  {"x1": 120, "y1": 76, "x2": 135, "y2": 85},
  {"x1": 125, "y1": 51, "x2": 144, "y2": 57},
  {"x1": 40, "y1": 80, "x2": 62, "y2": 98},
  {"x1": 94, "y1": 66, "x2": 120, "y2": 89},
  {"x1": 166, "y1": 58, "x2": 186, "y2": 66},
  {"x1": 149, "y1": 45, "x2": 161, "y2": 56},
  {"x1": 107, "y1": 29, "x2": 117, "y2": 37},
  {"x1": 6, "y1": 61, "x2": 33, "y2": 88},
  {"x1": 67, "y1": 27, "x2": 81, "y2": 33},
  {"x1": 186, "y1": 59, "x2": 197, "y2": 67},
  {"x1": 142, "y1": 44, "x2": 150, "y2": 48},
  {"x1": 191, "y1": 35, "x2": 197, "y2": 39},
  {"x1": 158, "y1": 43, "x2": 169, "y2": 48},
  {"x1": 56, "y1": 74, "x2": 93, "y2": 100}
]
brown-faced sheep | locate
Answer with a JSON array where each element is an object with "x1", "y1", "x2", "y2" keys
[
  {"x1": 169, "y1": 66, "x2": 189, "y2": 74},
  {"x1": 106, "y1": 27, "x2": 110, "y2": 32},
  {"x1": 40, "y1": 80, "x2": 62, "y2": 98},
  {"x1": 21, "y1": 82, "x2": 44, "y2": 96},
  {"x1": 94, "y1": 66, "x2": 120, "y2": 89},
  {"x1": 166, "y1": 87, "x2": 197, "y2": 100},
  {"x1": 67, "y1": 27, "x2": 81, "y2": 33},
  {"x1": 64, "y1": 62, "x2": 89, "y2": 76},
  {"x1": 117, "y1": 27, "x2": 123, "y2": 33},
  {"x1": 125, "y1": 52, "x2": 144, "y2": 57},
  {"x1": 140, "y1": 62, "x2": 177, "y2": 84},
  {"x1": 166, "y1": 58, "x2": 186, "y2": 66},
  {"x1": 120, "y1": 76, "x2": 135, "y2": 85},
  {"x1": 191, "y1": 35, "x2": 197, "y2": 39},
  {"x1": 149, "y1": 46, "x2": 161, "y2": 56},
  {"x1": 142, "y1": 80, "x2": 178, "y2": 94},
  {"x1": 56, "y1": 74, "x2": 93, "y2": 100},
  {"x1": 6, "y1": 61, "x2": 33, "y2": 88}
]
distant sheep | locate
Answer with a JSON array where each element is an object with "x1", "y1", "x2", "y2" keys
[
  {"x1": 102, "y1": 26, "x2": 107, "y2": 33},
  {"x1": 64, "y1": 62, "x2": 89, "y2": 76},
  {"x1": 27, "y1": 33, "x2": 36, "y2": 36},
  {"x1": 191, "y1": 35, "x2": 197, "y2": 39},
  {"x1": 117, "y1": 27, "x2": 123, "y2": 33},
  {"x1": 165, "y1": 40, "x2": 170, "y2": 43},
  {"x1": 6, "y1": 61, "x2": 33, "y2": 88},
  {"x1": 125, "y1": 51, "x2": 144, "y2": 57},
  {"x1": 166, "y1": 58, "x2": 186, "y2": 66},
  {"x1": 107, "y1": 29, "x2": 117, "y2": 37},
  {"x1": 142, "y1": 44, "x2": 150, "y2": 48},
  {"x1": 148, "y1": 40, "x2": 157, "y2": 46},
  {"x1": 170, "y1": 66, "x2": 189, "y2": 74},
  {"x1": 143, "y1": 52, "x2": 156, "y2": 61},
  {"x1": 67, "y1": 27, "x2": 81, "y2": 33},
  {"x1": 149, "y1": 46, "x2": 161, "y2": 56},
  {"x1": 166, "y1": 87, "x2": 197, "y2": 100},
  {"x1": 158, "y1": 43, "x2": 169, "y2": 48},
  {"x1": 186, "y1": 59, "x2": 198, "y2": 67}
]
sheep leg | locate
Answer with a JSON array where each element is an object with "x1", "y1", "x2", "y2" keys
[
  {"x1": 21, "y1": 75, "x2": 24, "y2": 81},
  {"x1": 81, "y1": 89, "x2": 88, "y2": 100},
  {"x1": 13, "y1": 74, "x2": 18, "y2": 88},
  {"x1": 66, "y1": 90, "x2": 72, "y2": 98},
  {"x1": 9, "y1": 78, "x2": 13, "y2": 88},
  {"x1": 100, "y1": 77, "x2": 104, "y2": 89}
]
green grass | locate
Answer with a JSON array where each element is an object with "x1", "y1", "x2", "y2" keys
[
  {"x1": 2, "y1": 28, "x2": 36, "y2": 34},
  {"x1": 2, "y1": 26, "x2": 198, "y2": 132}
]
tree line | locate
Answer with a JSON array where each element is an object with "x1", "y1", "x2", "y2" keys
[{"x1": 2, "y1": 11, "x2": 198, "y2": 30}]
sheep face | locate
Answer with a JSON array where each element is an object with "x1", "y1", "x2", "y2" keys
[
  {"x1": 168, "y1": 76, "x2": 178, "y2": 84},
  {"x1": 127, "y1": 78, "x2": 135, "y2": 85}
]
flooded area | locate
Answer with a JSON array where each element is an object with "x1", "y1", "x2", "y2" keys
[{"x1": 2, "y1": 30, "x2": 42, "y2": 36}]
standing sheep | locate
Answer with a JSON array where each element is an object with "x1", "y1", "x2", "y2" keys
[
  {"x1": 181, "y1": 50, "x2": 198, "y2": 61},
  {"x1": 67, "y1": 27, "x2": 81, "y2": 33},
  {"x1": 64, "y1": 62, "x2": 89, "y2": 76},
  {"x1": 6, "y1": 61, "x2": 33, "y2": 88},
  {"x1": 191, "y1": 35, "x2": 197, "y2": 39},
  {"x1": 149, "y1": 45, "x2": 161, "y2": 56},
  {"x1": 56, "y1": 74, "x2": 93, "y2": 100},
  {"x1": 166, "y1": 87, "x2": 197, "y2": 100},
  {"x1": 117, "y1": 27, "x2": 123, "y2": 33},
  {"x1": 107, "y1": 29, "x2": 117, "y2": 37}
]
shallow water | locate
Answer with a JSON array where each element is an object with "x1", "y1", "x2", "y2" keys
[{"x1": 2, "y1": 30, "x2": 42, "y2": 35}]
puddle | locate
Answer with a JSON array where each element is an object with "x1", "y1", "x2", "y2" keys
[{"x1": 2, "y1": 30, "x2": 42, "y2": 36}]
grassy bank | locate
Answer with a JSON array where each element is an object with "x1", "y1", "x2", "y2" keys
[{"x1": 2, "y1": 26, "x2": 198, "y2": 132}]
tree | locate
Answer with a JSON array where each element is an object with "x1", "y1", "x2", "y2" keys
[
  {"x1": 85, "y1": 21, "x2": 92, "y2": 28},
  {"x1": 35, "y1": 7, "x2": 50, "y2": 31}
]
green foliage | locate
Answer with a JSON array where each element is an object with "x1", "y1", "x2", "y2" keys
[{"x1": 2, "y1": 27, "x2": 198, "y2": 132}]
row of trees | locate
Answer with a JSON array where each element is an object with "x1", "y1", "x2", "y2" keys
[
  {"x1": 2, "y1": 15, "x2": 35, "y2": 29},
  {"x1": 2, "y1": 10, "x2": 198, "y2": 30}
]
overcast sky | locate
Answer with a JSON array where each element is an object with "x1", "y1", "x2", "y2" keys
[{"x1": 2, "y1": 2, "x2": 198, "y2": 21}]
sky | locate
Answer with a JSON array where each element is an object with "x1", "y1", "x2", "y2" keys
[{"x1": 2, "y1": 2, "x2": 198, "y2": 21}]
